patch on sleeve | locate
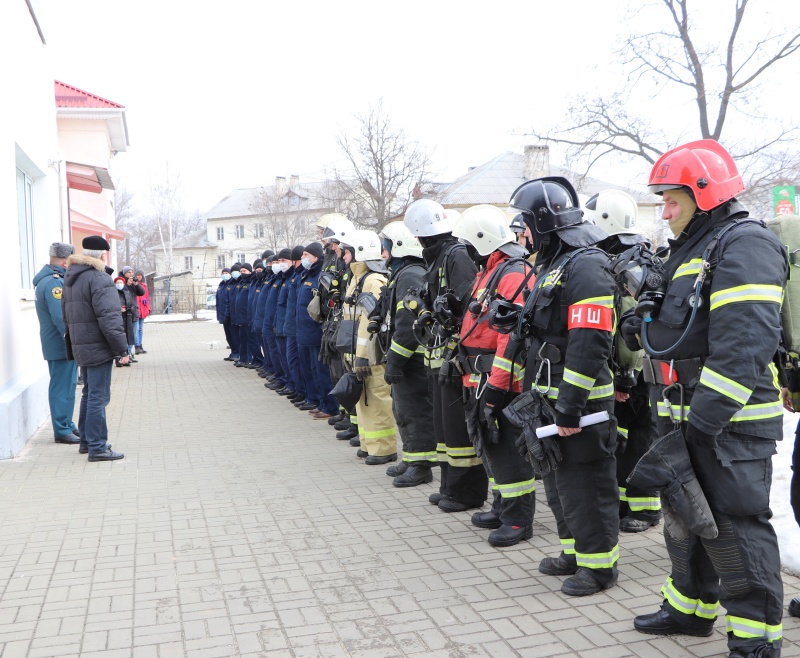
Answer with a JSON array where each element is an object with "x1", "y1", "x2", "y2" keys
[
  {"x1": 567, "y1": 303, "x2": 612, "y2": 331},
  {"x1": 52, "y1": 287, "x2": 63, "y2": 300}
]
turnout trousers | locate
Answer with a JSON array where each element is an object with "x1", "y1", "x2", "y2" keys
[
  {"x1": 391, "y1": 357, "x2": 436, "y2": 466},
  {"x1": 237, "y1": 325, "x2": 250, "y2": 364},
  {"x1": 356, "y1": 365, "x2": 397, "y2": 457},
  {"x1": 616, "y1": 387, "x2": 661, "y2": 522},
  {"x1": 658, "y1": 431, "x2": 783, "y2": 655},
  {"x1": 298, "y1": 344, "x2": 338, "y2": 415},
  {"x1": 429, "y1": 368, "x2": 488, "y2": 507},
  {"x1": 466, "y1": 389, "x2": 535, "y2": 527},
  {"x1": 542, "y1": 403, "x2": 620, "y2": 587},
  {"x1": 48, "y1": 359, "x2": 78, "y2": 438}
]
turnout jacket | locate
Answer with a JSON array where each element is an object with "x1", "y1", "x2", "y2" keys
[
  {"x1": 343, "y1": 262, "x2": 387, "y2": 366},
  {"x1": 644, "y1": 200, "x2": 788, "y2": 440},
  {"x1": 62, "y1": 254, "x2": 128, "y2": 367},
  {"x1": 33, "y1": 264, "x2": 69, "y2": 361},
  {"x1": 460, "y1": 251, "x2": 529, "y2": 392},
  {"x1": 517, "y1": 247, "x2": 616, "y2": 425},
  {"x1": 384, "y1": 257, "x2": 427, "y2": 369}
]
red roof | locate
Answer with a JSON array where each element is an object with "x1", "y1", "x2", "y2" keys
[{"x1": 54, "y1": 80, "x2": 124, "y2": 109}]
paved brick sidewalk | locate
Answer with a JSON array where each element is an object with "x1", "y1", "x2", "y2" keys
[{"x1": 1, "y1": 320, "x2": 797, "y2": 658}]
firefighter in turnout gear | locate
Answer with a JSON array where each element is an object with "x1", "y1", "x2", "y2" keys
[
  {"x1": 374, "y1": 221, "x2": 437, "y2": 486},
  {"x1": 622, "y1": 140, "x2": 787, "y2": 658},
  {"x1": 452, "y1": 205, "x2": 536, "y2": 547},
  {"x1": 508, "y1": 176, "x2": 620, "y2": 597},
  {"x1": 340, "y1": 230, "x2": 398, "y2": 464},
  {"x1": 588, "y1": 189, "x2": 663, "y2": 533},
  {"x1": 404, "y1": 199, "x2": 488, "y2": 512}
]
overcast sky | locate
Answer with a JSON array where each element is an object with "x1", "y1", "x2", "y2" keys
[{"x1": 40, "y1": 0, "x2": 800, "y2": 214}]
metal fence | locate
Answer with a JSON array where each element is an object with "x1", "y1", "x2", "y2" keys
[{"x1": 149, "y1": 280, "x2": 216, "y2": 317}]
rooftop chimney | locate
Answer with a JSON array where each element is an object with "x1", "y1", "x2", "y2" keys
[
  {"x1": 523, "y1": 145, "x2": 550, "y2": 180},
  {"x1": 289, "y1": 174, "x2": 299, "y2": 190},
  {"x1": 275, "y1": 176, "x2": 287, "y2": 196}
]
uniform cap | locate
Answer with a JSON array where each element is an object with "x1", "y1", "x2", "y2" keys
[
  {"x1": 82, "y1": 235, "x2": 111, "y2": 251},
  {"x1": 49, "y1": 242, "x2": 75, "y2": 258}
]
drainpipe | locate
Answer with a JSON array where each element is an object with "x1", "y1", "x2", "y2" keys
[{"x1": 56, "y1": 152, "x2": 70, "y2": 242}]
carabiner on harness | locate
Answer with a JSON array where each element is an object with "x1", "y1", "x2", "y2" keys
[
  {"x1": 661, "y1": 380, "x2": 685, "y2": 430},
  {"x1": 533, "y1": 343, "x2": 553, "y2": 397}
]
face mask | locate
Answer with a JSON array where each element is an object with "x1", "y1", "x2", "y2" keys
[
  {"x1": 231, "y1": 271, "x2": 241, "y2": 279},
  {"x1": 115, "y1": 283, "x2": 124, "y2": 291},
  {"x1": 222, "y1": 273, "x2": 231, "y2": 281},
  {"x1": 279, "y1": 262, "x2": 290, "y2": 273},
  {"x1": 271, "y1": 263, "x2": 281, "y2": 274},
  {"x1": 300, "y1": 257, "x2": 313, "y2": 269}
]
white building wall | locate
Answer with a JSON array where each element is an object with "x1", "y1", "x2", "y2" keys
[{"x1": 0, "y1": 1, "x2": 62, "y2": 457}]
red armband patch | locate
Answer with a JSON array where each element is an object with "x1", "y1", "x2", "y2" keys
[{"x1": 567, "y1": 304, "x2": 613, "y2": 331}]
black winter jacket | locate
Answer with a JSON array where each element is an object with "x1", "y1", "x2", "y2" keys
[{"x1": 63, "y1": 254, "x2": 128, "y2": 366}]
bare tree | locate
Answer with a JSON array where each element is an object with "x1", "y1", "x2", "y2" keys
[
  {"x1": 331, "y1": 100, "x2": 434, "y2": 231},
  {"x1": 532, "y1": 0, "x2": 800, "y2": 209},
  {"x1": 248, "y1": 185, "x2": 322, "y2": 251}
]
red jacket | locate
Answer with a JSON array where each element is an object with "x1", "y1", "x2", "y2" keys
[
  {"x1": 459, "y1": 251, "x2": 531, "y2": 392},
  {"x1": 136, "y1": 282, "x2": 151, "y2": 320}
]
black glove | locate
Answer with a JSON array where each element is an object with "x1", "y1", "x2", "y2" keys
[
  {"x1": 353, "y1": 357, "x2": 372, "y2": 381},
  {"x1": 685, "y1": 422, "x2": 717, "y2": 450},
  {"x1": 465, "y1": 397, "x2": 486, "y2": 458},
  {"x1": 517, "y1": 424, "x2": 563, "y2": 477},
  {"x1": 383, "y1": 359, "x2": 405, "y2": 385},
  {"x1": 620, "y1": 313, "x2": 643, "y2": 352},
  {"x1": 481, "y1": 386, "x2": 506, "y2": 413}
]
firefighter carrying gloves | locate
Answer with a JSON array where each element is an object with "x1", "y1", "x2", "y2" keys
[
  {"x1": 508, "y1": 176, "x2": 620, "y2": 597},
  {"x1": 624, "y1": 140, "x2": 787, "y2": 658}
]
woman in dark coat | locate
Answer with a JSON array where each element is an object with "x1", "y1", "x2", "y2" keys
[{"x1": 113, "y1": 275, "x2": 142, "y2": 365}]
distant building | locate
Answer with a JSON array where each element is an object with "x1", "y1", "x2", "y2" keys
[{"x1": 153, "y1": 228, "x2": 218, "y2": 280}]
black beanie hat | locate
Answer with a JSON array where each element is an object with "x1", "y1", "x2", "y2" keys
[
  {"x1": 304, "y1": 242, "x2": 324, "y2": 260},
  {"x1": 240, "y1": 262, "x2": 253, "y2": 272},
  {"x1": 290, "y1": 245, "x2": 305, "y2": 261},
  {"x1": 277, "y1": 248, "x2": 292, "y2": 260},
  {"x1": 261, "y1": 249, "x2": 275, "y2": 260},
  {"x1": 222, "y1": 267, "x2": 231, "y2": 274},
  {"x1": 231, "y1": 262, "x2": 242, "y2": 271},
  {"x1": 82, "y1": 235, "x2": 111, "y2": 251},
  {"x1": 253, "y1": 259, "x2": 263, "y2": 270},
  {"x1": 265, "y1": 255, "x2": 277, "y2": 263}
]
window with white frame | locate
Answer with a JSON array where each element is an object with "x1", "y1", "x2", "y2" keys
[
  {"x1": 255, "y1": 223, "x2": 265, "y2": 238},
  {"x1": 216, "y1": 226, "x2": 224, "y2": 240},
  {"x1": 16, "y1": 167, "x2": 36, "y2": 289},
  {"x1": 184, "y1": 256, "x2": 193, "y2": 270},
  {"x1": 235, "y1": 224, "x2": 245, "y2": 239},
  {"x1": 236, "y1": 253, "x2": 245, "y2": 263},
  {"x1": 216, "y1": 254, "x2": 226, "y2": 269}
]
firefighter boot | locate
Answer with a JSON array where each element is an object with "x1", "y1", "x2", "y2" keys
[
  {"x1": 471, "y1": 511, "x2": 502, "y2": 529},
  {"x1": 633, "y1": 605, "x2": 714, "y2": 637},
  {"x1": 488, "y1": 525, "x2": 533, "y2": 547},
  {"x1": 386, "y1": 461, "x2": 409, "y2": 477},
  {"x1": 561, "y1": 567, "x2": 617, "y2": 597},
  {"x1": 539, "y1": 552, "x2": 578, "y2": 576},
  {"x1": 392, "y1": 465, "x2": 432, "y2": 487},
  {"x1": 728, "y1": 647, "x2": 781, "y2": 658},
  {"x1": 620, "y1": 514, "x2": 661, "y2": 533},
  {"x1": 790, "y1": 597, "x2": 800, "y2": 617}
]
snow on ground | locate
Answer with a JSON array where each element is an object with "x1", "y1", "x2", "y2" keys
[
  {"x1": 776, "y1": 411, "x2": 799, "y2": 576},
  {"x1": 145, "y1": 310, "x2": 217, "y2": 323}
]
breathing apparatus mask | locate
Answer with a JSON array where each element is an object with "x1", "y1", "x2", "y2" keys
[{"x1": 608, "y1": 244, "x2": 667, "y2": 319}]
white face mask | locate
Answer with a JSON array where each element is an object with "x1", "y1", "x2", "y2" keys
[
  {"x1": 222, "y1": 273, "x2": 231, "y2": 281},
  {"x1": 279, "y1": 262, "x2": 290, "y2": 273},
  {"x1": 271, "y1": 263, "x2": 282, "y2": 274},
  {"x1": 115, "y1": 283, "x2": 125, "y2": 291},
  {"x1": 300, "y1": 257, "x2": 313, "y2": 269}
]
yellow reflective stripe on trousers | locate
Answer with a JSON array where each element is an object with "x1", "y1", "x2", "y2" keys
[
  {"x1": 560, "y1": 537, "x2": 576, "y2": 555},
  {"x1": 709, "y1": 284, "x2": 783, "y2": 311},
  {"x1": 618, "y1": 486, "x2": 628, "y2": 502},
  {"x1": 627, "y1": 495, "x2": 661, "y2": 512},
  {"x1": 726, "y1": 615, "x2": 782, "y2": 642},
  {"x1": 661, "y1": 577, "x2": 720, "y2": 619},
  {"x1": 489, "y1": 477, "x2": 497, "y2": 491},
  {"x1": 390, "y1": 340, "x2": 415, "y2": 358},
  {"x1": 674, "y1": 258, "x2": 703, "y2": 279},
  {"x1": 576, "y1": 544, "x2": 619, "y2": 569},
  {"x1": 563, "y1": 368, "x2": 595, "y2": 390},
  {"x1": 363, "y1": 427, "x2": 395, "y2": 439},
  {"x1": 699, "y1": 366, "x2": 752, "y2": 405},
  {"x1": 402, "y1": 450, "x2": 438, "y2": 463},
  {"x1": 656, "y1": 400, "x2": 690, "y2": 422},
  {"x1": 446, "y1": 445, "x2": 481, "y2": 467},
  {"x1": 494, "y1": 479, "x2": 535, "y2": 498}
]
